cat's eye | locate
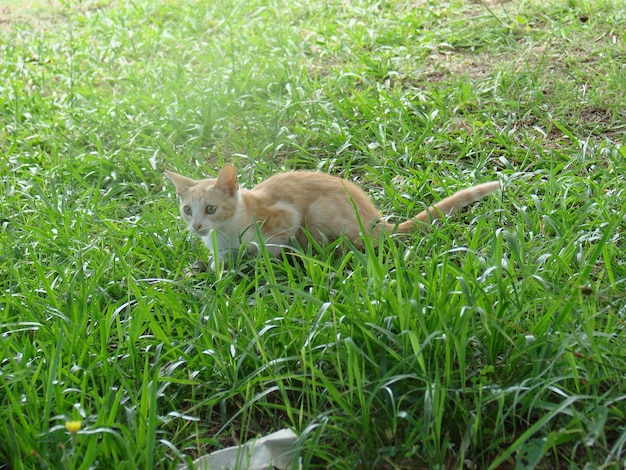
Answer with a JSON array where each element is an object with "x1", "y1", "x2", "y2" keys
[
  {"x1": 206, "y1": 205, "x2": 217, "y2": 215},
  {"x1": 183, "y1": 206, "x2": 191, "y2": 215}
]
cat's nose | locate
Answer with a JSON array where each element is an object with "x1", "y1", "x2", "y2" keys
[{"x1": 192, "y1": 223, "x2": 203, "y2": 231}]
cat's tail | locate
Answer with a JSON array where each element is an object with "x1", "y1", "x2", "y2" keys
[{"x1": 388, "y1": 181, "x2": 501, "y2": 233}]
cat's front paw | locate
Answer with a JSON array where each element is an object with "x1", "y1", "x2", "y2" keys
[
  {"x1": 210, "y1": 249, "x2": 238, "y2": 271},
  {"x1": 191, "y1": 260, "x2": 208, "y2": 273},
  {"x1": 209, "y1": 256, "x2": 228, "y2": 272},
  {"x1": 181, "y1": 259, "x2": 209, "y2": 277}
]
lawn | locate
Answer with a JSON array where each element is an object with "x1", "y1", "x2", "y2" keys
[{"x1": 1, "y1": 0, "x2": 625, "y2": 468}]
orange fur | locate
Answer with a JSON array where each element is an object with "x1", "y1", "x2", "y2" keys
[{"x1": 165, "y1": 165, "x2": 500, "y2": 269}]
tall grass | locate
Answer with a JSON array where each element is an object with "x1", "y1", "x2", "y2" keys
[{"x1": 1, "y1": 0, "x2": 625, "y2": 468}]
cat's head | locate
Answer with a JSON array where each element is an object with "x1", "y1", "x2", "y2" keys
[{"x1": 165, "y1": 164, "x2": 240, "y2": 235}]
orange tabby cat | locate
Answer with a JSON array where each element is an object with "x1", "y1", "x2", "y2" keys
[{"x1": 165, "y1": 164, "x2": 500, "y2": 269}]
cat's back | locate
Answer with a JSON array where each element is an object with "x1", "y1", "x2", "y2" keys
[
  {"x1": 252, "y1": 170, "x2": 358, "y2": 195},
  {"x1": 249, "y1": 170, "x2": 377, "y2": 219}
]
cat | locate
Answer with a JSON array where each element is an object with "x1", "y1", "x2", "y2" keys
[{"x1": 165, "y1": 164, "x2": 500, "y2": 270}]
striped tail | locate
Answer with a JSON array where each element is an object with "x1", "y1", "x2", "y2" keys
[{"x1": 389, "y1": 181, "x2": 501, "y2": 233}]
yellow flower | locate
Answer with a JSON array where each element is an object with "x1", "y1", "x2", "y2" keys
[{"x1": 64, "y1": 420, "x2": 82, "y2": 434}]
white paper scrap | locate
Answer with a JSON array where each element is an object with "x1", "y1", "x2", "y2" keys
[{"x1": 179, "y1": 428, "x2": 299, "y2": 470}]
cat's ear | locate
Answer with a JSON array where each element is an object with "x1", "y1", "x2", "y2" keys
[
  {"x1": 164, "y1": 170, "x2": 196, "y2": 197},
  {"x1": 215, "y1": 164, "x2": 239, "y2": 196}
]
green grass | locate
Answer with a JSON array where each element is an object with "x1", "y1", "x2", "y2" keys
[{"x1": 1, "y1": 0, "x2": 625, "y2": 468}]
